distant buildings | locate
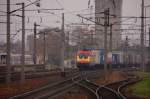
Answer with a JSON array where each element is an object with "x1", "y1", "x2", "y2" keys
[
  {"x1": 95, "y1": 0, "x2": 123, "y2": 49},
  {"x1": 27, "y1": 28, "x2": 62, "y2": 65}
]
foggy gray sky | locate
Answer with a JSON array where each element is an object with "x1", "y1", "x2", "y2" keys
[
  {"x1": 0, "y1": 0, "x2": 150, "y2": 44},
  {"x1": 122, "y1": 0, "x2": 140, "y2": 16}
]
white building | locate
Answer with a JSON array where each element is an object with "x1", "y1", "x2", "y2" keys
[{"x1": 95, "y1": 0, "x2": 123, "y2": 49}]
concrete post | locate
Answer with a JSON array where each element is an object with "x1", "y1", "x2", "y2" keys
[{"x1": 21, "y1": 3, "x2": 25, "y2": 81}]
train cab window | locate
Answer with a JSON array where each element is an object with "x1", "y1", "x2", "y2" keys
[
  {"x1": 79, "y1": 54, "x2": 84, "y2": 58},
  {"x1": 79, "y1": 54, "x2": 88, "y2": 59}
]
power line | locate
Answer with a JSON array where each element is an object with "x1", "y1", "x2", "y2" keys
[
  {"x1": 13, "y1": 9, "x2": 63, "y2": 12},
  {"x1": 63, "y1": 9, "x2": 89, "y2": 14},
  {"x1": 0, "y1": 4, "x2": 16, "y2": 5},
  {"x1": 0, "y1": 34, "x2": 16, "y2": 35},
  {"x1": 10, "y1": 0, "x2": 40, "y2": 14},
  {"x1": 55, "y1": 0, "x2": 64, "y2": 9},
  {"x1": 0, "y1": 11, "x2": 7, "y2": 14}
]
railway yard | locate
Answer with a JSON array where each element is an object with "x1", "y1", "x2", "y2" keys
[
  {"x1": 0, "y1": 67, "x2": 147, "y2": 99},
  {"x1": 1, "y1": 0, "x2": 150, "y2": 99}
]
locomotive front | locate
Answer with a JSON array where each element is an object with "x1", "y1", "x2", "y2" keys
[{"x1": 76, "y1": 50, "x2": 92, "y2": 70}]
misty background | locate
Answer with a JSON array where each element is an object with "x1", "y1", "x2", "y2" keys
[{"x1": 0, "y1": 0, "x2": 150, "y2": 45}]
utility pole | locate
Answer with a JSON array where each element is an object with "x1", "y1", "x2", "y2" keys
[
  {"x1": 104, "y1": 9, "x2": 109, "y2": 72},
  {"x1": 66, "y1": 31, "x2": 69, "y2": 58},
  {"x1": 43, "y1": 32, "x2": 46, "y2": 65},
  {"x1": 144, "y1": 7, "x2": 147, "y2": 47},
  {"x1": 6, "y1": 0, "x2": 11, "y2": 83},
  {"x1": 109, "y1": 24, "x2": 113, "y2": 70},
  {"x1": 60, "y1": 13, "x2": 65, "y2": 77},
  {"x1": 109, "y1": 24, "x2": 112, "y2": 51},
  {"x1": 125, "y1": 36, "x2": 129, "y2": 67},
  {"x1": 33, "y1": 22, "x2": 37, "y2": 64},
  {"x1": 67, "y1": 31, "x2": 70, "y2": 67},
  {"x1": 90, "y1": 30, "x2": 94, "y2": 49},
  {"x1": 149, "y1": 27, "x2": 150, "y2": 47},
  {"x1": 141, "y1": 0, "x2": 145, "y2": 71},
  {"x1": 21, "y1": 3, "x2": 25, "y2": 81}
]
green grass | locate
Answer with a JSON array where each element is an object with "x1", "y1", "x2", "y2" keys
[
  {"x1": 136, "y1": 71, "x2": 150, "y2": 78},
  {"x1": 129, "y1": 71, "x2": 150, "y2": 98}
]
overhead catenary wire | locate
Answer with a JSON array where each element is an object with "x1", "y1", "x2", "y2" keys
[
  {"x1": 55, "y1": 0, "x2": 64, "y2": 9},
  {"x1": 1, "y1": 0, "x2": 148, "y2": 43},
  {"x1": 0, "y1": 11, "x2": 7, "y2": 14},
  {"x1": 0, "y1": 0, "x2": 107, "y2": 33},
  {"x1": 26, "y1": 0, "x2": 38, "y2": 7},
  {"x1": 10, "y1": 0, "x2": 41, "y2": 14}
]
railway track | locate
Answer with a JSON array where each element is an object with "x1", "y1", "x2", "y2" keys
[
  {"x1": 0, "y1": 69, "x2": 79, "y2": 82},
  {"x1": 98, "y1": 86, "x2": 121, "y2": 99},
  {"x1": 77, "y1": 79, "x2": 100, "y2": 99},
  {"x1": 9, "y1": 75, "x2": 82, "y2": 99},
  {"x1": 7, "y1": 69, "x2": 142, "y2": 99},
  {"x1": 118, "y1": 76, "x2": 142, "y2": 99},
  {"x1": 9, "y1": 70, "x2": 101, "y2": 99},
  {"x1": 77, "y1": 79, "x2": 122, "y2": 99},
  {"x1": 76, "y1": 71, "x2": 142, "y2": 99},
  {"x1": 104, "y1": 73, "x2": 142, "y2": 99},
  {"x1": 105, "y1": 79, "x2": 129, "y2": 91}
]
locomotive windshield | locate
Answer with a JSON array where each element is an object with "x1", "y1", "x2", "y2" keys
[{"x1": 79, "y1": 54, "x2": 88, "y2": 59}]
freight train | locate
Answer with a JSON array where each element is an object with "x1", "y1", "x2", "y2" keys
[{"x1": 76, "y1": 49, "x2": 141, "y2": 70}]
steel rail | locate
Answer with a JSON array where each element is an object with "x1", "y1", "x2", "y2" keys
[
  {"x1": 102, "y1": 72, "x2": 143, "y2": 99},
  {"x1": 105, "y1": 79, "x2": 129, "y2": 91},
  {"x1": 77, "y1": 79, "x2": 101, "y2": 99},
  {"x1": 9, "y1": 75, "x2": 81, "y2": 99},
  {"x1": 0, "y1": 69, "x2": 79, "y2": 80},
  {"x1": 36, "y1": 78, "x2": 81, "y2": 99},
  {"x1": 118, "y1": 76, "x2": 143, "y2": 99},
  {"x1": 98, "y1": 86, "x2": 122, "y2": 99},
  {"x1": 78, "y1": 79, "x2": 122, "y2": 99},
  {"x1": 9, "y1": 70, "x2": 101, "y2": 99}
]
